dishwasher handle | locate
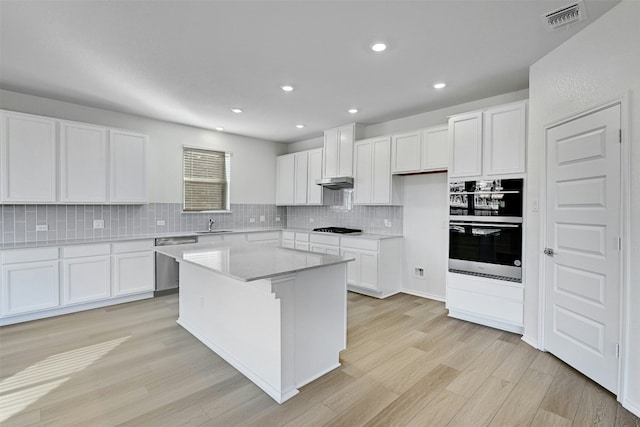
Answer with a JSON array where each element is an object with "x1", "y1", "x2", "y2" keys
[{"x1": 154, "y1": 236, "x2": 198, "y2": 246}]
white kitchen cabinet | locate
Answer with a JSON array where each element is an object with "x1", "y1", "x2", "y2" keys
[
  {"x1": 342, "y1": 248, "x2": 378, "y2": 291},
  {"x1": 449, "y1": 101, "x2": 527, "y2": 179},
  {"x1": 112, "y1": 240, "x2": 154, "y2": 296},
  {"x1": 109, "y1": 129, "x2": 148, "y2": 203},
  {"x1": 62, "y1": 254, "x2": 111, "y2": 305},
  {"x1": 449, "y1": 112, "x2": 483, "y2": 178},
  {"x1": 323, "y1": 124, "x2": 363, "y2": 178},
  {"x1": 0, "y1": 110, "x2": 57, "y2": 203},
  {"x1": 483, "y1": 102, "x2": 527, "y2": 176},
  {"x1": 391, "y1": 131, "x2": 421, "y2": 173},
  {"x1": 294, "y1": 151, "x2": 308, "y2": 204},
  {"x1": 60, "y1": 120, "x2": 108, "y2": 203},
  {"x1": 307, "y1": 148, "x2": 323, "y2": 205},
  {"x1": 309, "y1": 233, "x2": 340, "y2": 255},
  {"x1": 246, "y1": 231, "x2": 281, "y2": 246},
  {"x1": 421, "y1": 125, "x2": 448, "y2": 171},
  {"x1": 276, "y1": 153, "x2": 295, "y2": 206},
  {"x1": 354, "y1": 136, "x2": 399, "y2": 205},
  {"x1": 1, "y1": 247, "x2": 60, "y2": 316}
]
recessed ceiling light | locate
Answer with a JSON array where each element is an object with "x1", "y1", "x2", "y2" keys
[
  {"x1": 231, "y1": 108, "x2": 243, "y2": 113},
  {"x1": 296, "y1": 124, "x2": 305, "y2": 129},
  {"x1": 348, "y1": 108, "x2": 359, "y2": 114},
  {"x1": 215, "y1": 126, "x2": 224, "y2": 131},
  {"x1": 281, "y1": 85, "x2": 294, "y2": 92},
  {"x1": 433, "y1": 82, "x2": 446, "y2": 89},
  {"x1": 370, "y1": 42, "x2": 387, "y2": 52}
]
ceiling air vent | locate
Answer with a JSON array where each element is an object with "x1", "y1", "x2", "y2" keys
[{"x1": 542, "y1": 0, "x2": 587, "y2": 31}]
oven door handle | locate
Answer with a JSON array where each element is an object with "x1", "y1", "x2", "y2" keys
[{"x1": 450, "y1": 222, "x2": 520, "y2": 228}]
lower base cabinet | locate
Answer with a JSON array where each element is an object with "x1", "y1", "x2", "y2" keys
[
  {"x1": 113, "y1": 252, "x2": 154, "y2": 296},
  {"x1": 63, "y1": 255, "x2": 111, "y2": 305},
  {"x1": 2, "y1": 260, "x2": 60, "y2": 316}
]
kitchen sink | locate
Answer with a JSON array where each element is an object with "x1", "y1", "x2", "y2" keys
[{"x1": 196, "y1": 230, "x2": 232, "y2": 234}]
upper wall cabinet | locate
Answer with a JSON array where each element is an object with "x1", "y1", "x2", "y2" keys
[
  {"x1": 306, "y1": 148, "x2": 323, "y2": 205},
  {"x1": 60, "y1": 121, "x2": 108, "y2": 203},
  {"x1": 109, "y1": 130, "x2": 148, "y2": 204},
  {"x1": 276, "y1": 153, "x2": 295, "y2": 206},
  {"x1": 323, "y1": 124, "x2": 363, "y2": 178},
  {"x1": 449, "y1": 101, "x2": 527, "y2": 179},
  {"x1": 276, "y1": 148, "x2": 323, "y2": 206},
  {"x1": 1, "y1": 111, "x2": 57, "y2": 203},
  {"x1": 391, "y1": 125, "x2": 448, "y2": 174},
  {"x1": 354, "y1": 136, "x2": 400, "y2": 205}
]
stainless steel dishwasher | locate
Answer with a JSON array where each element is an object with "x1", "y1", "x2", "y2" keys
[{"x1": 154, "y1": 236, "x2": 198, "y2": 296}]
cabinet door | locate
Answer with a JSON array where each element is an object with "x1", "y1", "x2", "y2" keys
[
  {"x1": 359, "y1": 251, "x2": 378, "y2": 291},
  {"x1": 112, "y1": 251, "x2": 154, "y2": 296},
  {"x1": 282, "y1": 240, "x2": 295, "y2": 249},
  {"x1": 60, "y1": 121, "x2": 108, "y2": 203},
  {"x1": 294, "y1": 151, "x2": 308, "y2": 205},
  {"x1": 1, "y1": 111, "x2": 57, "y2": 203},
  {"x1": 62, "y1": 255, "x2": 111, "y2": 305},
  {"x1": 341, "y1": 249, "x2": 359, "y2": 286},
  {"x1": 484, "y1": 102, "x2": 526, "y2": 175},
  {"x1": 421, "y1": 125, "x2": 448, "y2": 171},
  {"x1": 323, "y1": 128, "x2": 339, "y2": 178},
  {"x1": 371, "y1": 136, "x2": 392, "y2": 204},
  {"x1": 307, "y1": 148, "x2": 323, "y2": 205},
  {"x1": 337, "y1": 125, "x2": 355, "y2": 177},
  {"x1": 295, "y1": 242, "x2": 309, "y2": 251},
  {"x1": 449, "y1": 112, "x2": 483, "y2": 178},
  {"x1": 353, "y1": 140, "x2": 372, "y2": 205},
  {"x1": 1, "y1": 260, "x2": 59, "y2": 316},
  {"x1": 392, "y1": 131, "x2": 421, "y2": 173},
  {"x1": 109, "y1": 129, "x2": 148, "y2": 203},
  {"x1": 276, "y1": 154, "x2": 295, "y2": 205}
]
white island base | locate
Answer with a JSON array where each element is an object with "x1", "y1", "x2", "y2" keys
[{"x1": 176, "y1": 260, "x2": 347, "y2": 403}]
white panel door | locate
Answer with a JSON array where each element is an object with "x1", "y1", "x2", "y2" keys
[
  {"x1": 276, "y1": 154, "x2": 295, "y2": 206},
  {"x1": 1, "y1": 260, "x2": 59, "y2": 316},
  {"x1": 294, "y1": 151, "x2": 308, "y2": 205},
  {"x1": 337, "y1": 125, "x2": 354, "y2": 177},
  {"x1": 60, "y1": 121, "x2": 108, "y2": 203},
  {"x1": 109, "y1": 129, "x2": 148, "y2": 203},
  {"x1": 449, "y1": 112, "x2": 482, "y2": 178},
  {"x1": 391, "y1": 131, "x2": 421, "y2": 173},
  {"x1": 353, "y1": 140, "x2": 372, "y2": 205},
  {"x1": 63, "y1": 255, "x2": 111, "y2": 304},
  {"x1": 112, "y1": 252, "x2": 154, "y2": 296},
  {"x1": 371, "y1": 136, "x2": 392, "y2": 204},
  {"x1": 544, "y1": 103, "x2": 621, "y2": 393},
  {"x1": 0, "y1": 111, "x2": 57, "y2": 202},
  {"x1": 307, "y1": 148, "x2": 323, "y2": 205},
  {"x1": 484, "y1": 102, "x2": 526, "y2": 175},
  {"x1": 323, "y1": 128, "x2": 339, "y2": 178},
  {"x1": 421, "y1": 125, "x2": 448, "y2": 171}
]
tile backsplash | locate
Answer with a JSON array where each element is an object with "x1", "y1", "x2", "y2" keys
[
  {"x1": 286, "y1": 205, "x2": 403, "y2": 235},
  {"x1": 0, "y1": 203, "x2": 287, "y2": 244}
]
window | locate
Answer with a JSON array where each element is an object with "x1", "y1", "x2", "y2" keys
[{"x1": 183, "y1": 147, "x2": 231, "y2": 212}]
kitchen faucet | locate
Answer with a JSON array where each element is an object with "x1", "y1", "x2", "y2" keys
[{"x1": 208, "y1": 218, "x2": 215, "y2": 231}]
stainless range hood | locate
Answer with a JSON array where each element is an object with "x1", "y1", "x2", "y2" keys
[{"x1": 316, "y1": 176, "x2": 354, "y2": 190}]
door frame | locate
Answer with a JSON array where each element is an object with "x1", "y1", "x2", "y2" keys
[{"x1": 537, "y1": 93, "x2": 631, "y2": 401}]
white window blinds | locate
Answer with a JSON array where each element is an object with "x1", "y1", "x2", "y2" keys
[{"x1": 183, "y1": 147, "x2": 230, "y2": 212}]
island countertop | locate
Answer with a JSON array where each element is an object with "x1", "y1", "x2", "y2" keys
[{"x1": 156, "y1": 242, "x2": 354, "y2": 282}]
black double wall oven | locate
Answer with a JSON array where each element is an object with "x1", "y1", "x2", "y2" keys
[{"x1": 448, "y1": 178, "x2": 523, "y2": 282}]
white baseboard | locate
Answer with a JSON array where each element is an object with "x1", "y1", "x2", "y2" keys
[
  {"x1": 622, "y1": 397, "x2": 640, "y2": 418},
  {"x1": 400, "y1": 288, "x2": 445, "y2": 302},
  {"x1": 448, "y1": 308, "x2": 524, "y2": 334},
  {"x1": 521, "y1": 334, "x2": 540, "y2": 350},
  {"x1": 347, "y1": 285, "x2": 398, "y2": 299}
]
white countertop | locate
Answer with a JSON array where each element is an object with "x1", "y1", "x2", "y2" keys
[
  {"x1": 156, "y1": 242, "x2": 354, "y2": 282},
  {"x1": 283, "y1": 228, "x2": 402, "y2": 240}
]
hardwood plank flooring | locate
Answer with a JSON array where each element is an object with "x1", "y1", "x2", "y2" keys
[{"x1": 0, "y1": 292, "x2": 637, "y2": 426}]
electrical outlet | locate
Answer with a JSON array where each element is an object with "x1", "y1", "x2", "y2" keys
[
  {"x1": 309, "y1": 218, "x2": 314, "y2": 223},
  {"x1": 36, "y1": 224, "x2": 48, "y2": 232},
  {"x1": 275, "y1": 216, "x2": 281, "y2": 222},
  {"x1": 259, "y1": 215, "x2": 265, "y2": 222},
  {"x1": 532, "y1": 199, "x2": 539, "y2": 213},
  {"x1": 384, "y1": 219, "x2": 392, "y2": 227},
  {"x1": 157, "y1": 220, "x2": 165, "y2": 226},
  {"x1": 413, "y1": 267, "x2": 425, "y2": 279},
  {"x1": 93, "y1": 219, "x2": 104, "y2": 229},
  {"x1": 249, "y1": 217, "x2": 256, "y2": 223}
]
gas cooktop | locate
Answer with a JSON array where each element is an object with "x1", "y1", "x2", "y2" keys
[{"x1": 312, "y1": 227, "x2": 362, "y2": 235}]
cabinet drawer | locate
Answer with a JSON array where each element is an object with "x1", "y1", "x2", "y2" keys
[
  {"x1": 246, "y1": 231, "x2": 281, "y2": 242},
  {"x1": 63, "y1": 243, "x2": 111, "y2": 258},
  {"x1": 340, "y1": 237, "x2": 379, "y2": 251},
  {"x1": 310, "y1": 234, "x2": 340, "y2": 246},
  {"x1": 447, "y1": 273, "x2": 523, "y2": 302},
  {"x1": 112, "y1": 239, "x2": 153, "y2": 254},
  {"x1": 282, "y1": 231, "x2": 295, "y2": 240},
  {"x1": 447, "y1": 288, "x2": 523, "y2": 326},
  {"x1": 282, "y1": 240, "x2": 295, "y2": 249},
  {"x1": 295, "y1": 232, "x2": 309, "y2": 242},
  {"x1": 2, "y1": 247, "x2": 59, "y2": 264}
]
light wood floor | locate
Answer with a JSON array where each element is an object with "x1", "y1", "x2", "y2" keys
[{"x1": 0, "y1": 292, "x2": 638, "y2": 427}]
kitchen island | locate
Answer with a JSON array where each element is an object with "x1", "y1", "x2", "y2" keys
[{"x1": 155, "y1": 242, "x2": 353, "y2": 403}]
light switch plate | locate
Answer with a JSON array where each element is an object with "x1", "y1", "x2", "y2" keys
[
  {"x1": 275, "y1": 216, "x2": 281, "y2": 222},
  {"x1": 36, "y1": 224, "x2": 48, "y2": 232},
  {"x1": 249, "y1": 217, "x2": 256, "y2": 223},
  {"x1": 259, "y1": 215, "x2": 265, "y2": 222},
  {"x1": 93, "y1": 219, "x2": 104, "y2": 229},
  {"x1": 157, "y1": 220, "x2": 165, "y2": 226}
]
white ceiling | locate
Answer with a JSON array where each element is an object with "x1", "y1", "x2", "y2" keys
[{"x1": 0, "y1": 0, "x2": 620, "y2": 143}]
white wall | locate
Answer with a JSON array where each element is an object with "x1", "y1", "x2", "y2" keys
[
  {"x1": 0, "y1": 90, "x2": 288, "y2": 203},
  {"x1": 401, "y1": 173, "x2": 449, "y2": 300},
  {"x1": 526, "y1": 0, "x2": 639, "y2": 415}
]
